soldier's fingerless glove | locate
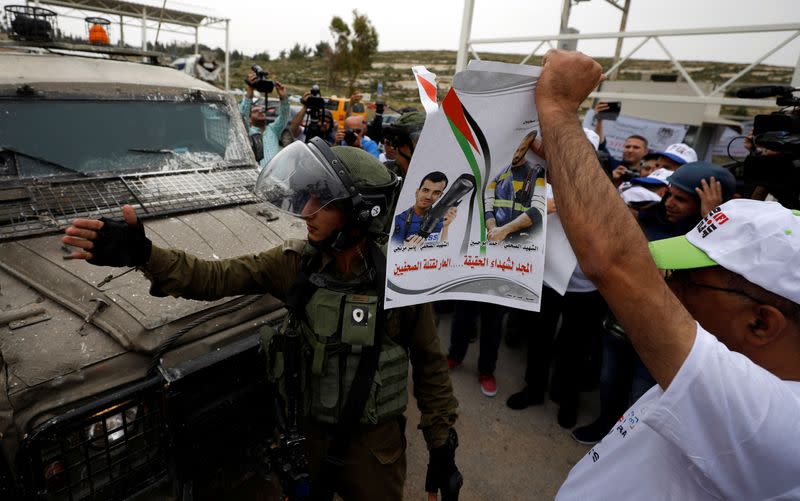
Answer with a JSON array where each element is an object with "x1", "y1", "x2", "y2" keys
[
  {"x1": 87, "y1": 217, "x2": 152, "y2": 267},
  {"x1": 425, "y1": 428, "x2": 463, "y2": 501}
]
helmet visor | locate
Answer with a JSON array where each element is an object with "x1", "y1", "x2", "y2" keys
[{"x1": 254, "y1": 141, "x2": 350, "y2": 218}]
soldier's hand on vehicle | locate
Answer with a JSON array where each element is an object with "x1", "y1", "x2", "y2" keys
[
  {"x1": 403, "y1": 234, "x2": 425, "y2": 248},
  {"x1": 536, "y1": 49, "x2": 604, "y2": 117},
  {"x1": 62, "y1": 204, "x2": 152, "y2": 267},
  {"x1": 443, "y1": 207, "x2": 458, "y2": 227},
  {"x1": 275, "y1": 81, "x2": 287, "y2": 100},
  {"x1": 696, "y1": 176, "x2": 723, "y2": 216}
]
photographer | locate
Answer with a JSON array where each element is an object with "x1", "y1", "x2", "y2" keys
[
  {"x1": 383, "y1": 110, "x2": 426, "y2": 180},
  {"x1": 593, "y1": 102, "x2": 650, "y2": 184},
  {"x1": 240, "y1": 68, "x2": 289, "y2": 169},
  {"x1": 290, "y1": 88, "x2": 336, "y2": 145},
  {"x1": 336, "y1": 115, "x2": 381, "y2": 159}
]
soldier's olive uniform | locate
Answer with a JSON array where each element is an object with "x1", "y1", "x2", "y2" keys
[{"x1": 142, "y1": 238, "x2": 458, "y2": 499}]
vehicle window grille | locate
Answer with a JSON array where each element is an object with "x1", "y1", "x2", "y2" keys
[
  {"x1": 22, "y1": 394, "x2": 167, "y2": 500},
  {"x1": 0, "y1": 167, "x2": 260, "y2": 241}
]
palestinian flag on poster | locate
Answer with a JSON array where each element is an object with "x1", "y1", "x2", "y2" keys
[{"x1": 386, "y1": 61, "x2": 547, "y2": 313}]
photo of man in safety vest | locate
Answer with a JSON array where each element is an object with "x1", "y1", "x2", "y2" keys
[
  {"x1": 485, "y1": 129, "x2": 545, "y2": 242},
  {"x1": 391, "y1": 171, "x2": 458, "y2": 248}
]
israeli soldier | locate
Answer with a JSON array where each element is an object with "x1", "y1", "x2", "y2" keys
[{"x1": 62, "y1": 139, "x2": 462, "y2": 501}]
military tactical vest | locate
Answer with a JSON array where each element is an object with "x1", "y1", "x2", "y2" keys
[{"x1": 260, "y1": 284, "x2": 409, "y2": 425}]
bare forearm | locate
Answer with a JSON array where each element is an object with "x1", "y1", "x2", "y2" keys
[
  {"x1": 290, "y1": 106, "x2": 306, "y2": 136},
  {"x1": 541, "y1": 110, "x2": 646, "y2": 278},
  {"x1": 594, "y1": 117, "x2": 605, "y2": 144},
  {"x1": 540, "y1": 108, "x2": 694, "y2": 387},
  {"x1": 503, "y1": 213, "x2": 533, "y2": 234}
]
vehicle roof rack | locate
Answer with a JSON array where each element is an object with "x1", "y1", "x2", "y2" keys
[{"x1": 0, "y1": 39, "x2": 163, "y2": 64}]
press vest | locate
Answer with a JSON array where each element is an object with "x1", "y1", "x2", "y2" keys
[{"x1": 490, "y1": 162, "x2": 539, "y2": 225}]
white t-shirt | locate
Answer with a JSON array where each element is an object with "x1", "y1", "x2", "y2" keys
[{"x1": 557, "y1": 323, "x2": 800, "y2": 500}]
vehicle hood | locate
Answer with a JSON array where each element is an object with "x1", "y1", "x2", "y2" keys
[{"x1": 0, "y1": 203, "x2": 305, "y2": 434}]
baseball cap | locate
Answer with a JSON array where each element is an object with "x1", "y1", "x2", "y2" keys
[
  {"x1": 649, "y1": 199, "x2": 800, "y2": 303},
  {"x1": 667, "y1": 162, "x2": 737, "y2": 201},
  {"x1": 622, "y1": 185, "x2": 662, "y2": 204},
  {"x1": 655, "y1": 143, "x2": 697, "y2": 165},
  {"x1": 631, "y1": 168, "x2": 672, "y2": 187}
]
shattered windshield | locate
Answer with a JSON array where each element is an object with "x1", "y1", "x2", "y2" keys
[{"x1": 0, "y1": 98, "x2": 252, "y2": 179}]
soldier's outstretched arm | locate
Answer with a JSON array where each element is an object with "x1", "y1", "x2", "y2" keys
[{"x1": 63, "y1": 204, "x2": 295, "y2": 301}]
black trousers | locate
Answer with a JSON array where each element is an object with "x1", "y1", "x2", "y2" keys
[
  {"x1": 510, "y1": 287, "x2": 606, "y2": 402},
  {"x1": 448, "y1": 301, "x2": 503, "y2": 375}
]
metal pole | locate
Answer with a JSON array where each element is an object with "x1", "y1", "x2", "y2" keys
[
  {"x1": 559, "y1": 0, "x2": 571, "y2": 34},
  {"x1": 141, "y1": 7, "x2": 146, "y2": 51},
  {"x1": 603, "y1": 36, "x2": 651, "y2": 78},
  {"x1": 654, "y1": 37, "x2": 705, "y2": 97},
  {"x1": 793, "y1": 45, "x2": 800, "y2": 90},
  {"x1": 119, "y1": 14, "x2": 124, "y2": 47},
  {"x1": 194, "y1": 26, "x2": 199, "y2": 54},
  {"x1": 520, "y1": 41, "x2": 547, "y2": 65},
  {"x1": 456, "y1": 0, "x2": 475, "y2": 72},
  {"x1": 224, "y1": 19, "x2": 230, "y2": 91},
  {"x1": 609, "y1": 0, "x2": 630, "y2": 79},
  {"x1": 711, "y1": 30, "x2": 800, "y2": 96}
]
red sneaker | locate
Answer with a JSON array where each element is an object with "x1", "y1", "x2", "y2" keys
[
  {"x1": 479, "y1": 373, "x2": 497, "y2": 397},
  {"x1": 447, "y1": 357, "x2": 460, "y2": 370}
]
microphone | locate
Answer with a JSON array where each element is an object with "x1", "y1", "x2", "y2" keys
[
  {"x1": 418, "y1": 174, "x2": 476, "y2": 237},
  {"x1": 735, "y1": 86, "x2": 796, "y2": 99}
]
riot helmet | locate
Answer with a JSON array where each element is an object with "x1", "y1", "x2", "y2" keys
[{"x1": 255, "y1": 137, "x2": 399, "y2": 247}]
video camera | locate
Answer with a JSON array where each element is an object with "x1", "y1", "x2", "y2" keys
[
  {"x1": 246, "y1": 64, "x2": 275, "y2": 94},
  {"x1": 735, "y1": 85, "x2": 800, "y2": 209},
  {"x1": 303, "y1": 85, "x2": 327, "y2": 143}
]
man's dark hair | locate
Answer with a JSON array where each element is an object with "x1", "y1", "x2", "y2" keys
[
  {"x1": 419, "y1": 171, "x2": 448, "y2": 189},
  {"x1": 627, "y1": 134, "x2": 649, "y2": 148}
]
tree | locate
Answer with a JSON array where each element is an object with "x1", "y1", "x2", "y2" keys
[
  {"x1": 252, "y1": 51, "x2": 271, "y2": 61},
  {"x1": 278, "y1": 49, "x2": 287, "y2": 60},
  {"x1": 288, "y1": 42, "x2": 311, "y2": 60},
  {"x1": 329, "y1": 10, "x2": 379, "y2": 96},
  {"x1": 314, "y1": 41, "x2": 332, "y2": 58}
]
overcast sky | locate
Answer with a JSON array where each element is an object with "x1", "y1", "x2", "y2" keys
[{"x1": 7, "y1": 0, "x2": 800, "y2": 67}]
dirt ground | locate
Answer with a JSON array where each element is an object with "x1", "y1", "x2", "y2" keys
[{"x1": 401, "y1": 312, "x2": 600, "y2": 501}]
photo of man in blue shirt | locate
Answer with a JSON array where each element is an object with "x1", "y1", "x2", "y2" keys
[{"x1": 392, "y1": 171, "x2": 458, "y2": 247}]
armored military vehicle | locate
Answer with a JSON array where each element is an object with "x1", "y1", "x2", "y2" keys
[{"x1": 0, "y1": 39, "x2": 303, "y2": 500}]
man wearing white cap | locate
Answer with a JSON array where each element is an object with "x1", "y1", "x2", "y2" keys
[
  {"x1": 619, "y1": 167, "x2": 671, "y2": 206},
  {"x1": 535, "y1": 49, "x2": 800, "y2": 499},
  {"x1": 654, "y1": 142, "x2": 698, "y2": 171}
]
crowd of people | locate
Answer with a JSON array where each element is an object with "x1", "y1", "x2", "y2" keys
[{"x1": 61, "y1": 50, "x2": 799, "y2": 499}]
